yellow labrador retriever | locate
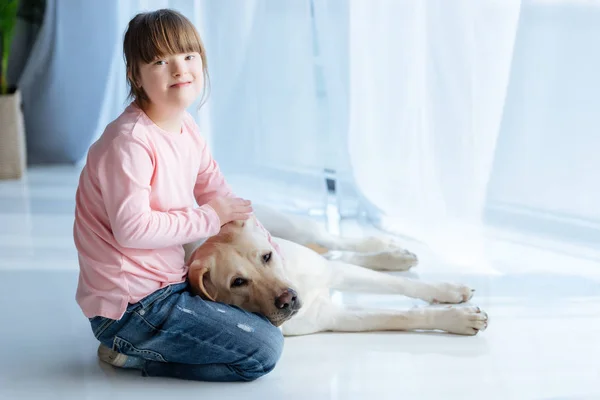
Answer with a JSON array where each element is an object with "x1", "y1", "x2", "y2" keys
[{"x1": 183, "y1": 204, "x2": 488, "y2": 336}]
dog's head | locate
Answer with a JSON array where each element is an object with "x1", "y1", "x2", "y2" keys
[{"x1": 187, "y1": 217, "x2": 302, "y2": 326}]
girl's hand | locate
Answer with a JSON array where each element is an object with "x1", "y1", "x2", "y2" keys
[{"x1": 207, "y1": 197, "x2": 253, "y2": 226}]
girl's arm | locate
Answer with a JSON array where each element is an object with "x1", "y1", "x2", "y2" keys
[{"x1": 97, "y1": 135, "x2": 221, "y2": 249}]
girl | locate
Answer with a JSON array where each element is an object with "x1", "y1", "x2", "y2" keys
[{"x1": 73, "y1": 9, "x2": 284, "y2": 382}]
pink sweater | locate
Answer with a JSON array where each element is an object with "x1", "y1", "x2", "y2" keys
[{"x1": 74, "y1": 104, "x2": 266, "y2": 320}]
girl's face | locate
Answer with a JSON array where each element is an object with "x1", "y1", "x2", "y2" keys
[{"x1": 137, "y1": 52, "x2": 203, "y2": 112}]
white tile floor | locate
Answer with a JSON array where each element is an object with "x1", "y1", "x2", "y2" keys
[{"x1": 1, "y1": 166, "x2": 600, "y2": 400}]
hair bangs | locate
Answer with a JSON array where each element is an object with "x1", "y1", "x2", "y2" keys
[{"x1": 137, "y1": 11, "x2": 203, "y2": 64}]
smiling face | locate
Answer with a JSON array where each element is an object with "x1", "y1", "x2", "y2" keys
[
  {"x1": 123, "y1": 9, "x2": 209, "y2": 111},
  {"x1": 137, "y1": 52, "x2": 204, "y2": 112},
  {"x1": 188, "y1": 219, "x2": 302, "y2": 326}
]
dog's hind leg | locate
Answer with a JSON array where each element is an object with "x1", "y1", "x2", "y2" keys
[
  {"x1": 251, "y1": 203, "x2": 333, "y2": 246},
  {"x1": 325, "y1": 249, "x2": 418, "y2": 271},
  {"x1": 318, "y1": 235, "x2": 409, "y2": 253},
  {"x1": 252, "y1": 204, "x2": 417, "y2": 263},
  {"x1": 327, "y1": 261, "x2": 474, "y2": 304}
]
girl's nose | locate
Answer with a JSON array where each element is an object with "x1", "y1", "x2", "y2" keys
[{"x1": 171, "y1": 61, "x2": 186, "y2": 77}]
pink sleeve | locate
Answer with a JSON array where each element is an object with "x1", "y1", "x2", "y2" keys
[
  {"x1": 193, "y1": 137, "x2": 284, "y2": 259},
  {"x1": 97, "y1": 135, "x2": 221, "y2": 249},
  {"x1": 193, "y1": 147, "x2": 234, "y2": 206}
]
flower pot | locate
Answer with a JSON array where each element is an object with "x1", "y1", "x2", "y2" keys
[{"x1": 0, "y1": 90, "x2": 27, "y2": 180}]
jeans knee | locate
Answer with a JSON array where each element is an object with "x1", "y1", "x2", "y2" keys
[
  {"x1": 262, "y1": 324, "x2": 285, "y2": 370},
  {"x1": 236, "y1": 323, "x2": 284, "y2": 381}
]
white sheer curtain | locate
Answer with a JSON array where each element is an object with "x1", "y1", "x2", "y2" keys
[
  {"x1": 28, "y1": 1, "x2": 599, "y2": 263},
  {"x1": 339, "y1": 1, "x2": 522, "y2": 268},
  {"x1": 194, "y1": 1, "x2": 324, "y2": 201}
]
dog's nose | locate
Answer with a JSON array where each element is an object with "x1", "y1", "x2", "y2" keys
[{"x1": 274, "y1": 288, "x2": 298, "y2": 310}]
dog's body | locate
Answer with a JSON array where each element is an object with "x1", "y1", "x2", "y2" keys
[{"x1": 184, "y1": 204, "x2": 488, "y2": 336}]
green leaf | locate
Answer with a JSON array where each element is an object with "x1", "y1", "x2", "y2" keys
[{"x1": 0, "y1": 0, "x2": 20, "y2": 94}]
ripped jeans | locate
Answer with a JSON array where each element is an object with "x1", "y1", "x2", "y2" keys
[{"x1": 88, "y1": 282, "x2": 284, "y2": 382}]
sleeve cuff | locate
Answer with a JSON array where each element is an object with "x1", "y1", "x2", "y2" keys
[{"x1": 198, "y1": 204, "x2": 222, "y2": 236}]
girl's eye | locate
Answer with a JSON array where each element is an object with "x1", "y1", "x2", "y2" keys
[
  {"x1": 185, "y1": 54, "x2": 195, "y2": 61},
  {"x1": 154, "y1": 60, "x2": 166, "y2": 66}
]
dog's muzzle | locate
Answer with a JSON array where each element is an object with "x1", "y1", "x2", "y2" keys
[
  {"x1": 275, "y1": 288, "x2": 299, "y2": 310},
  {"x1": 269, "y1": 288, "x2": 302, "y2": 326}
]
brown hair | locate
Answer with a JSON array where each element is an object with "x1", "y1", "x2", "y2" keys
[{"x1": 123, "y1": 9, "x2": 210, "y2": 109}]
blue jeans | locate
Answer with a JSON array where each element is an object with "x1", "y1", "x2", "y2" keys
[{"x1": 89, "y1": 282, "x2": 284, "y2": 382}]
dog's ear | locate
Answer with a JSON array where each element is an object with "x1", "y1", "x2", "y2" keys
[{"x1": 188, "y1": 258, "x2": 218, "y2": 302}]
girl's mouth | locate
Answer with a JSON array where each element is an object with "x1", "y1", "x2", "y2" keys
[{"x1": 170, "y1": 81, "x2": 192, "y2": 88}]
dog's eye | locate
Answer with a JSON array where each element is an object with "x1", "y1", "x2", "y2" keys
[
  {"x1": 231, "y1": 278, "x2": 248, "y2": 288},
  {"x1": 262, "y1": 252, "x2": 272, "y2": 263}
]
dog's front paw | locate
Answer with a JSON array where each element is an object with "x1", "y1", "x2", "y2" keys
[
  {"x1": 435, "y1": 306, "x2": 488, "y2": 335},
  {"x1": 427, "y1": 282, "x2": 474, "y2": 304}
]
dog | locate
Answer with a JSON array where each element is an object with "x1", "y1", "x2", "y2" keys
[{"x1": 183, "y1": 204, "x2": 488, "y2": 336}]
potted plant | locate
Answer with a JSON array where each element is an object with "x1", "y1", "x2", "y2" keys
[{"x1": 0, "y1": 0, "x2": 26, "y2": 180}]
